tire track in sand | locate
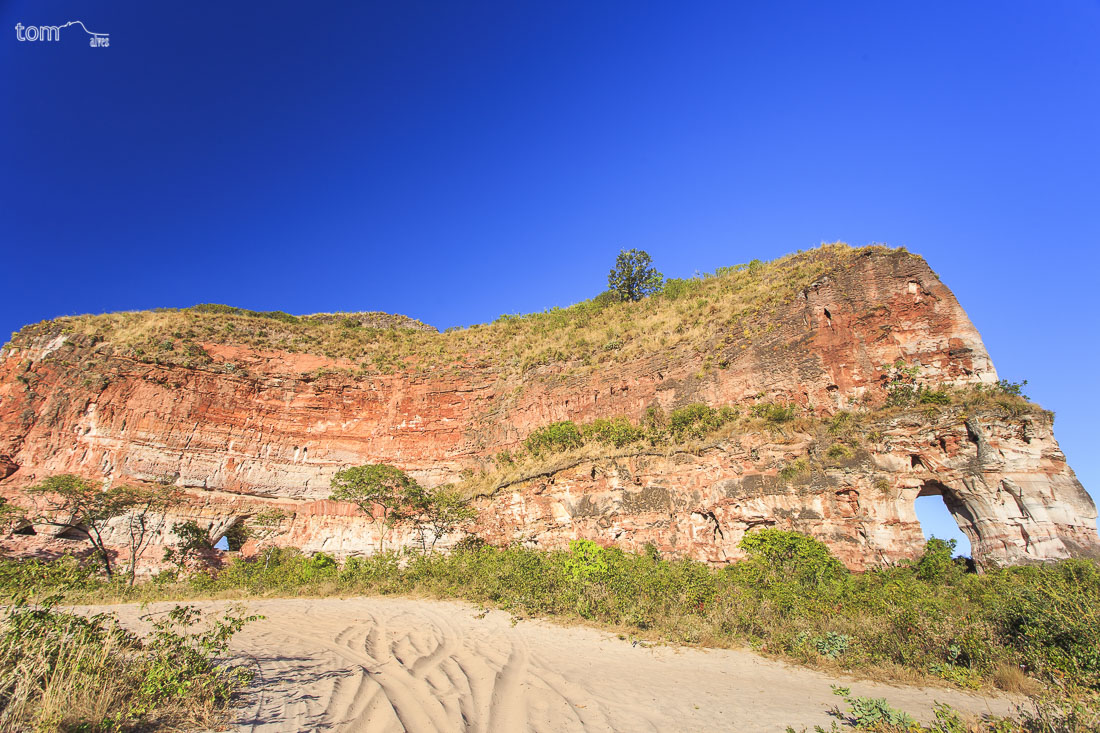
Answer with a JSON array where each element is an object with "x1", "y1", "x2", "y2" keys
[{"x1": 98, "y1": 597, "x2": 1019, "y2": 732}]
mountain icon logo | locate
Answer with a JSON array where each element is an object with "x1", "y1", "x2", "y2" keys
[{"x1": 14, "y1": 21, "x2": 109, "y2": 47}]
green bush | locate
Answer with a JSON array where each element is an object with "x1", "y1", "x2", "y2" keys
[
  {"x1": 524, "y1": 421, "x2": 584, "y2": 455},
  {"x1": 581, "y1": 418, "x2": 646, "y2": 448},
  {"x1": 0, "y1": 595, "x2": 255, "y2": 730},
  {"x1": 736, "y1": 529, "x2": 848, "y2": 588},
  {"x1": 667, "y1": 403, "x2": 736, "y2": 440},
  {"x1": 750, "y1": 401, "x2": 797, "y2": 423},
  {"x1": 916, "y1": 537, "x2": 959, "y2": 581},
  {"x1": 996, "y1": 378, "x2": 1029, "y2": 400},
  {"x1": 661, "y1": 277, "x2": 704, "y2": 301}
]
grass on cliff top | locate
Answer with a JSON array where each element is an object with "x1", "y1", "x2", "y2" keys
[
  {"x1": 5, "y1": 533, "x2": 1099, "y2": 731},
  {"x1": 6, "y1": 243, "x2": 908, "y2": 377}
]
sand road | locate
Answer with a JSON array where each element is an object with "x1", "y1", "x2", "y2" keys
[{"x1": 106, "y1": 597, "x2": 1016, "y2": 732}]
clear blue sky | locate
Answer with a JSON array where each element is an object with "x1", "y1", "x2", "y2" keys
[{"x1": 2, "y1": 1, "x2": 1098, "y2": 552}]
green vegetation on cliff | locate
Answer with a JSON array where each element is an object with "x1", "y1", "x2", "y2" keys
[{"x1": 458, "y1": 382, "x2": 1045, "y2": 499}]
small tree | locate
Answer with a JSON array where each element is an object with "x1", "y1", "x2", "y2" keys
[
  {"x1": 121, "y1": 483, "x2": 181, "y2": 586},
  {"x1": 408, "y1": 485, "x2": 476, "y2": 553},
  {"x1": 608, "y1": 248, "x2": 663, "y2": 302},
  {"x1": 163, "y1": 520, "x2": 214, "y2": 573},
  {"x1": 330, "y1": 464, "x2": 418, "y2": 552},
  {"x1": 27, "y1": 474, "x2": 142, "y2": 579}
]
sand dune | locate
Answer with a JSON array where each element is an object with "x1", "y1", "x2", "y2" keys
[{"x1": 105, "y1": 597, "x2": 1017, "y2": 732}]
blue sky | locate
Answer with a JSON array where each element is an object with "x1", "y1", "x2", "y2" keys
[{"x1": 2, "y1": 1, "x2": 1098, "y2": 551}]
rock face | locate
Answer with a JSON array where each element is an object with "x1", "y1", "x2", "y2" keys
[{"x1": 0, "y1": 246, "x2": 1096, "y2": 569}]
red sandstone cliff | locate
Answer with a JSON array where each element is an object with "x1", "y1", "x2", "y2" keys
[{"x1": 0, "y1": 245, "x2": 1096, "y2": 569}]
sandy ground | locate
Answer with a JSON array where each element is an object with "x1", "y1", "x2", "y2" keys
[{"x1": 103, "y1": 596, "x2": 1018, "y2": 732}]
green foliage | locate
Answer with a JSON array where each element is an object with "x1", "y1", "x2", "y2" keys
[
  {"x1": 917, "y1": 388, "x2": 951, "y2": 405},
  {"x1": 815, "y1": 632, "x2": 852, "y2": 659},
  {"x1": 737, "y1": 529, "x2": 847, "y2": 587},
  {"x1": 990, "y1": 559, "x2": 1100, "y2": 690},
  {"x1": 660, "y1": 277, "x2": 704, "y2": 301},
  {"x1": 406, "y1": 484, "x2": 477, "y2": 553},
  {"x1": 330, "y1": 466, "x2": 473, "y2": 554},
  {"x1": 590, "y1": 290, "x2": 619, "y2": 308},
  {"x1": 751, "y1": 401, "x2": 797, "y2": 423},
  {"x1": 27, "y1": 475, "x2": 166, "y2": 579},
  {"x1": 666, "y1": 403, "x2": 737, "y2": 440},
  {"x1": 0, "y1": 497, "x2": 26, "y2": 536},
  {"x1": 608, "y1": 248, "x2": 664, "y2": 302},
  {"x1": 524, "y1": 421, "x2": 584, "y2": 455},
  {"x1": 0, "y1": 595, "x2": 255, "y2": 730},
  {"x1": 163, "y1": 520, "x2": 213, "y2": 573},
  {"x1": 515, "y1": 403, "x2": 736, "y2": 464},
  {"x1": 778, "y1": 459, "x2": 810, "y2": 481},
  {"x1": 995, "y1": 379, "x2": 1030, "y2": 400},
  {"x1": 5, "y1": 531, "x2": 1100, "y2": 706},
  {"x1": 330, "y1": 464, "x2": 420, "y2": 550},
  {"x1": 916, "y1": 538, "x2": 958, "y2": 581},
  {"x1": 830, "y1": 686, "x2": 917, "y2": 730},
  {"x1": 886, "y1": 384, "x2": 951, "y2": 408},
  {"x1": 563, "y1": 540, "x2": 609, "y2": 584},
  {"x1": 929, "y1": 662, "x2": 982, "y2": 689},
  {"x1": 190, "y1": 303, "x2": 300, "y2": 323},
  {"x1": 581, "y1": 417, "x2": 646, "y2": 447},
  {"x1": 0, "y1": 555, "x2": 93, "y2": 594}
]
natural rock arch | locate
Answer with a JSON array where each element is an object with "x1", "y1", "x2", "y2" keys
[{"x1": 914, "y1": 480, "x2": 978, "y2": 555}]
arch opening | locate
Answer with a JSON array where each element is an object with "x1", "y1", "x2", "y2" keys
[
  {"x1": 914, "y1": 481, "x2": 974, "y2": 558},
  {"x1": 207, "y1": 516, "x2": 247, "y2": 552}
]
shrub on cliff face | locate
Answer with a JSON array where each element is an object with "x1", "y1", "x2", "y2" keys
[
  {"x1": 750, "y1": 401, "x2": 797, "y2": 423},
  {"x1": 524, "y1": 421, "x2": 585, "y2": 455},
  {"x1": 666, "y1": 403, "x2": 737, "y2": 440},
  {"x1": 580, "y1": 417, "x2": 646, "y2": 447}
]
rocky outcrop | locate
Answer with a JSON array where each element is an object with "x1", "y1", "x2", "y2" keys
[{"x1": 0, "y1": 246, "x2": 1096, "y2": 569}]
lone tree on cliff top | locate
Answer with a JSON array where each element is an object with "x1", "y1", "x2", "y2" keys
[{"x1": 608, "y1": 248, "x2": 663, "y2": 302}]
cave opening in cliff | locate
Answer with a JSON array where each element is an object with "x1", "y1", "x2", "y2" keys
[
  {"x1": 210, "y1": 517, "x2": 247, "y2": 552},
  {"x1": 56, "y1": 526, "x2": 89, "y2": 541},
  {"x1": 914, "y1": 481, "x2": 974, "y2": 558}
]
